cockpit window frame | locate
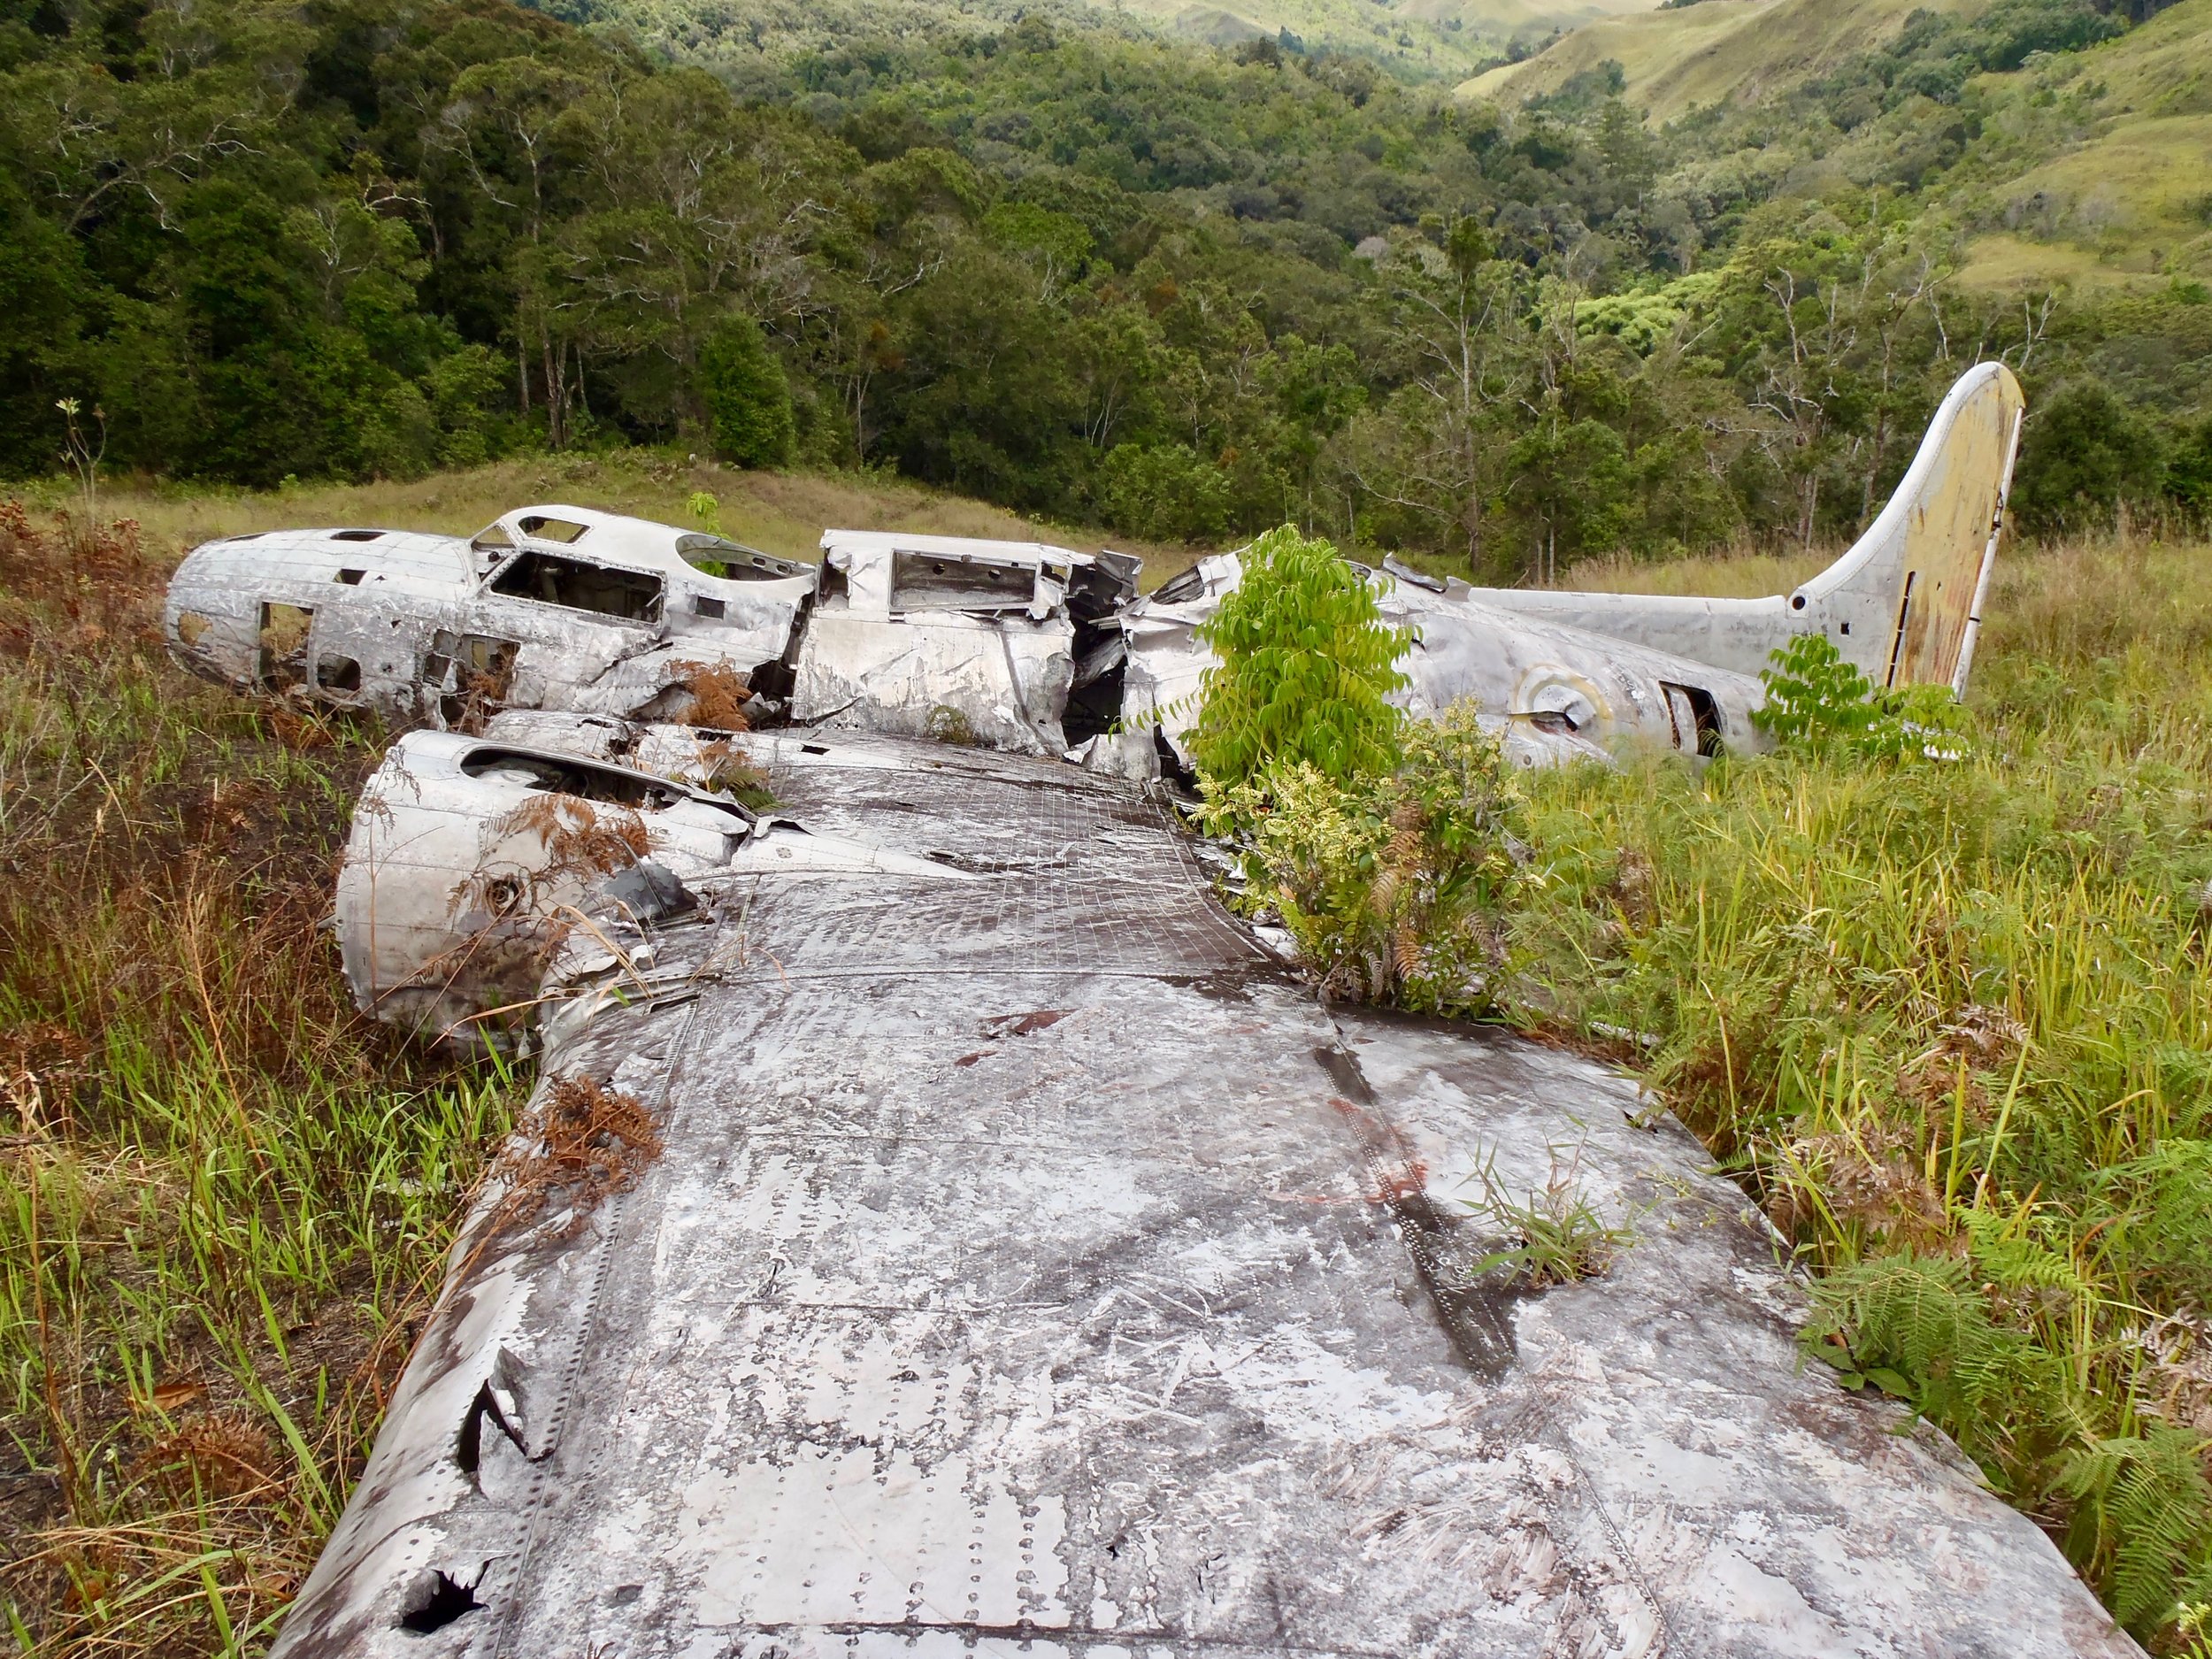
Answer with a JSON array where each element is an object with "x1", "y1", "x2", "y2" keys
[
  {"x1": 517, "y1": 514, "x2": 591, "y2": 545},
  {"x1": 470, "y1": 521, "x2": 516, "y2": 557}
]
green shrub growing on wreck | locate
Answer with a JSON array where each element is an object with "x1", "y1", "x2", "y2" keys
[
  {"x1": 1190, "y1": 528, "x2": 1525, "y2": 1015},
  {"x1": 1188, "y1": 526, "x2": 1409, "y2": 790},
  {"x1": 1202, "y1": 705, "x2": 1528, "y2": 1015}
]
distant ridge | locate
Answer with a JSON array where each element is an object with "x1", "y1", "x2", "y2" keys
[
  {"x1": 1123, "y1": 0, "x2": 1663, "y2": 53},
  {"x1": 1459, "y1": 0, "x2": 1986, "y2": 122},
  {"x1": 557, "y1": 0, "x2": 1665, "y2": 83},
  {"x1": 1458, "y1": 0, "x2": 2212, "y2": 291}
]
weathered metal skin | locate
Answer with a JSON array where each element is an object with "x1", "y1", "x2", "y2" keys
[
  {"x1": 280, "y1": 724, "x2": 2141, "y2": 1659},
  {"x1": 792, "y1": 532, "x2": 1139, "y2": 757},
  {"x1": 165, "y1": 504, "x2": 814, "y2": 726},
  {"x1": 1380, "y1": 569, "x2": 1764, "y2": 761},
  {"x1": 336, "y1": 727, "x2": 956, "y2": 1047},
  {"x1": 1463, "y1": 362, "x2": 2027, "y2": 690}
]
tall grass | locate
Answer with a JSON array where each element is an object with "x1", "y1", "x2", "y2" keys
[{"x1": 0, "y1": 504, "x2": 513, "y2": 1656}]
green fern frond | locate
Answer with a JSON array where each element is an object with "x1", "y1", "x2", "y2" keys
[
  {"x1": 2062, "y1": 1427, "x2": 2212, "y2": 1636},
  {"x1": 1962, "y1": 1208, "x2": 2086, "y2": 1295}
]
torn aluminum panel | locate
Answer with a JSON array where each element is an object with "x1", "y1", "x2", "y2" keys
[
  {"x1": 165, "y1": 504, "x2": 815, "y2": 728},
  {"x1": 334, "y1": 728, "x2": 958, "y2": 1049},
  {"x1": 276, "y1": 720, "x2": 2139, "y2": 1659},
  {"x1": 791, "y1": 530, "x2": 1139, "y2": 757},
  {"x1": 1117, "y1": 550, "x2": 1239, "y2": 771},
  {"x1": 334, "y1": 731, "x2": 756, "y2": 1048}
]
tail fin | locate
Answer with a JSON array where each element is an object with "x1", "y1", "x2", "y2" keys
[{"x1": 1791, "y1": 362, "x2": 2025, "y2": 691}]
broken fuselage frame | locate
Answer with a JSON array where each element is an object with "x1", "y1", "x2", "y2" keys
[
  {"x1": 166, "y1": 506, "x2": 817, "y2": 729},
  {"x1": 166, "y1": 364, "x2": 2024, "y2": 772}
]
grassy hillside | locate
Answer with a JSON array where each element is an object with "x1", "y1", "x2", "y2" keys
[
  {"x1": 1950, "y1": 0, "x2": 2212, "y2": 287},
  {"x1": 1467, "y1": 0, "x2": 2212, "y2": 289},
  {"x1": 1464, "y1": 0, "x2": 1985, "y2": 121},
  {"x1": 1121, "y1": 0, "x2": 1663, "y2": 72}
]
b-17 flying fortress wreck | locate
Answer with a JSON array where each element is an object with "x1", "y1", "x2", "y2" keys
[
  {"x1": 163, "y1": 361, "x2": 2138, "y2": 1659},
  {"x1": 169, "y1": 365, "x2": 2024, "y2": 776}
]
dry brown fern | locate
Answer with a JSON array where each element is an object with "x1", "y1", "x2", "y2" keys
[{"x1": 488, "y1": 1075, "x2": 663, "y2": 1242}]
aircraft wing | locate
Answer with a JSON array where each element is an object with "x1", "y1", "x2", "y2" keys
[{"x1": 271, "y1": 728, "x2": 2138, "y2": 1659}]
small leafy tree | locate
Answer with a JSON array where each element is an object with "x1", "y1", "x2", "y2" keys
[
  {"x1": 1203, "y1": 706, "x2": 1527, "y2": 1013},
  {"x1": 1753, "y1": 634, "x2": 1967, "y2": 761},
  {"x1": 1189, "y1": 525, "x2": 1409, "y2": 789},
  {"x1": 2011, "y1": 380, "x2": 2167, "y2": 535},
  {"x1": 698, "y1": 313, "x2": 795, "y2": 468}
]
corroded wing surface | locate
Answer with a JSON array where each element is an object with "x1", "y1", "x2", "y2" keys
[{"x1": 273, "y1": 736, "x2": 2138, "y2": 1659}]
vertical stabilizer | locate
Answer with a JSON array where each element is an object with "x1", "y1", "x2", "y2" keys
[{"x1": 1786, "y1": 360, "x2": 2025, "y2": 688}]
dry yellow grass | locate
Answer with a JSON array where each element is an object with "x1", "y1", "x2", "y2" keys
[
  {"x1": 1556, "y1": 544, "x2": 1829, "y2": 597},
  {"x1": 1951, "y1": 231, "x2": 2142, "y2": 291},
  {"x1": 1959, "y1": 112, "x2": 2212, "y2": 283}
]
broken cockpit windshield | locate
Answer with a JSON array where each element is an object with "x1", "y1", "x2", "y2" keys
[{"x1": 488, "y1": 551, "x2": 664, "y2": 622}]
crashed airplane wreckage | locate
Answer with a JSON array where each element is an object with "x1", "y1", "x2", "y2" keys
[
  {"x1": 163, "y1": 359, "x2": 2131, "y2": 1657},
  {"x1": 280, "y1": 721, "x2": 2133, "y2": 1658},
  {"x1": 168, "y1": 363, "x2": 2027, "y2": 772}
]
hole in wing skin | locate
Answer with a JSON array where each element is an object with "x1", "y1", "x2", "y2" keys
[
  {"x1": 399, "y1": 1568, "x2": 485, "y2": 1633},
  {"x1": 455, "y1": 1379, "x2": 526, "y2": 1480}
]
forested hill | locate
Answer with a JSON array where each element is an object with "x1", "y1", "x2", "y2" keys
[{"x1": 3, "y1": 0, "x2": 2208, "y2": 579}]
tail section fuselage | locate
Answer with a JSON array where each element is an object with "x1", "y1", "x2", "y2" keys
[{"x1": 1463, "y1": 363, "x2": 2027, "y2": 693}]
